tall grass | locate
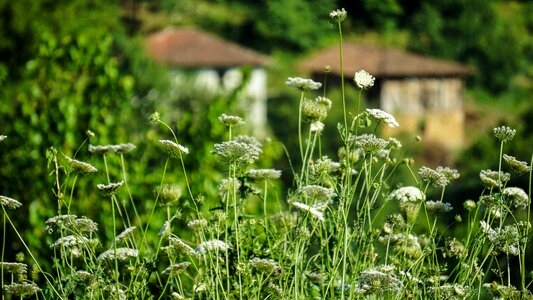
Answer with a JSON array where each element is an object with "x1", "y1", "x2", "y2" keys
[{"x1": 2, "y1": 9, "x2": 533, "y2": 300}]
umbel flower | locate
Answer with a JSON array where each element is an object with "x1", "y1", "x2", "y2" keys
[
  {"x1": 248, "y1": 169, "x2": 282, "y2": 180},
  {"x1": 389, "y1": 186, "x2": 425, "y2": 202},
  {"x1": 195, "y1": 239, "x2": 231, "y2": 255},
  {"x1": 329, "y1": 8, "x2": 347, "y2": 22},
  {"x1": 162, "y1": 262, "x2": 191, "y2": 275},
  {"x1": 503, "y1": 154, "x2": 531, "y2": 174},
  {"x1": 425, "y1": 201, "x2": 453, "y2": 213},
  {"x1": 159, "y1": 140, "x2": 189, "y2": 157},
  {"x1": 292, "y1": 201, "x2": 325, "y2": 222},
  {"x1": 479, "y1": 169, "x2": 510, "y2": 189},
  {"x1": 88, "y1": 143, "x2": 136, "y2": 155},
  {"x1": 480, "y1": 221, "x2": 520, "y2": 256},
  {"x1": 157, "y1": 184, "x2": 182, "y2": 206},
  {"x1": 0, "y1": 135, "x2": 6, "y2": 142},
  {"x1": 249, "y1": 257, "x2": 282, "y2": 275},
  {"x1": 0, "y1": 262, "x2": 28, "y2": 275},
  {"x1": 97, "y1": 247, "x2": 139, "y2": 262},
  {"x1": 419, "y1": 166, "x2": 449, "y2": 188},
  {"x1": 302, "y1": 96, "x2": 332, "y2": 121},
  {"x1": 503, "y1": 187, "x2": 529, "y2": 209},
  {"x1": 65, "y1": 156, "x2": 97, "y2": 174},
  {"x1": 352, "y1": 134, "x2": 389, "y2": 155},
  {"x1": 1, "y1": 195, "x2": 22, "y2": 210},
  {"x1": 218, "y1": 114, "x2": 245, "y2": 127},
  {"x1": 354, "y1": 70, "x2": 375, "y2": 90},
  {"x1": 366, "y1": 109, "x2": 399, "y2": 128},
  {"x1": 299, "y1": 185, "x2": 336, "y2": 202},
  {"x1": 3, "y1": 282, "x2": 41, "y2": 297},
  {"x1": 97, "y1": 181, "x2": 124, "y2": 195},
  {"x1": 286, "y1": 77, "x2": 322, "y2": 91},
  {"x1": 493, "y1": 126, "x2": 516, "y2": 142},
  {"x1": 213, "y1": 135, "x2": 262, "y2": 168}
]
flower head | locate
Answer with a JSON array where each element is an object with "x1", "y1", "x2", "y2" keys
[
  {"x1": 286, "y1": 77, "x2": 322, "y2": 91},
  {"x1": 302, "y1": 96, "x2": 332, "y2": 121},
  {"x1": 0, "y1": 195, "x2": 22, "y2": 210},
  {"x1": 65, "y1": 156, "x2": 97, "y2": 174},
  {"x1": 3, "y1": 282, "x2": 41, "y2": 297},
  {"x1": 292, "y1": 201, "x2": 325, "y2": 222},
  {"x1": 366, "y1": 109, "x2": 399, "y2": 128},
  {"x1": 159, "y1": 140, "x2": 189, "y2": 157},
  {"x1": 97, "y1": 181, "x2": 124, "y2": 195},
  {"x1": 425, "y1": 201, "x2": 453, "y2": 213},
  {"x1": 310, "y1": 121, "x2": 325, "y2": 133},
  {"x1": 479, "y1": 169, "x2": 510, "y2": 189},
  {"x1": 352, "y1": 134, "x2": 389, "y2": 154},
  {"x1": 218, "y1": 114, "x2": 245, "y2": 127},
  {"x1": 88, "y1": 143, "x2": 136, "y2": 155},
  {"x1": 249, "y1": 258, "x2": 282, "y2": 275},
  {"x1": 493, "y1": 126, "x2": 516, "y2": 142},
  {"x1": 248, "y1": 169, "x2": 282, "y2": 180},
  {"x1": 97, "y1": 247, "x2": 139, "y2": 262},
  {"x1": 419, "y1": 166, "x2": 449, "y2": 188},
  {"x1": 503, "y1": 187, "x2": 529, "y2": 209},
  {"x1": 354, "y1": 70, "x2": 375, "y2": 90},
  {"x1": 0, "y1": 262, "x2": 28, "y2": 275},
  {"x1": 503, "y1": 154, "x2": 530, "y2": 174},
  {"x1": 0, "y1": 135, "x2": 6, "y2": 142},
  {"x1": 195, "y1": 239, "x2": 231, "y2": 255},
  {"x1": 213, "y1": 136, "x2": 262, "y2": 170},
  {"x1": 156, "y1": 184, "x2": 182, "y2": 206},
  {"x1": 390, "y1": 186, "x2": 425, "y2": 202},
  {"x1": 163, "y1": 262, "x2": 191, "y2": 275},
  {"x1": 330, "y1": 8, "x2": 347, "y2": 22}
]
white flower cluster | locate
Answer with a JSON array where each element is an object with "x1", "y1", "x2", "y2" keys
[
  {"x1": 503, "y1": 187, "x2": 529, "y2": 209},
  {"x1": 0, "y1": 195, "x2": 22, "y2": 210},
  {"x1": 65, "y1": 156, "x2": 98, "y2": 174},
  {"x1": 479, "y1": 169, "x2": 510, "y2": 188},
  {"x1": 354, "y1": 70, "x2": 375, "y2": 89},
  {"x1": 218, "y1": 114, "x2": 245, "y2": 127},
  {"x1": 300, "y1": 185, "x2": 337, "y2": 202},
  {"x1": 292, "y1": 201, "x2": 325, "y2": 222},
  {"x1": 248, "y1": 168, "x2": 282, "y2": 180},
  {"x1": 159, "y1": 140, "x2": 189, "y2": 157},
  {"x1": 88, "y1": 143, "x2": 136, "y2": 155},
  {"x1": 366, "y1": 109, "x2": 399, "y2": 128},
  {"x1": 97, "y1": 247, "x2": 139, "y2": 261},
  {"x1": 329, "y1": 8, "x2": 347, "y2": 22},
  {"x1": 195, "y1": 239, "x2": 231, "y2": 255},
  {"x1": 389, "y1": 186, "x2": 425, "y2": 202},
  {"x1": 480, "y1": 221, "x2": 520, "y2": 256},
  {"x1": 213, "y1": 135, "x2": 262, "y2": 167},
  {"x1": 286, "y1": 77, "x2": 322, "y2": 91},
  {"x1": 97, "y1": 181, "x2": 124, "y2": 195}
]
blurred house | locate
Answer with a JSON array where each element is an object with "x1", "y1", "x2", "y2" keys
[
  {"x1": 146, "y1": 28, "x2": 269, "y2": 137},
  {"x1": 300, "y1": 43, "x2": 473, "y2": 149}
]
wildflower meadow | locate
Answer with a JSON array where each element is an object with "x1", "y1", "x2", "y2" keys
[{"x1": 2, "y1": 9, "x2": 533, "y2": 300}]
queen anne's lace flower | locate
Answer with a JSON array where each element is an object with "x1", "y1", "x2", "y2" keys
[
  {"x1": 159, "y1": 140, "x2": 189, "y2": 157},
  {"x1": 97, "y1": 181, "x2": 124, "y2": 195},
  {"x1": 354, "y1": 70, "x2": 375, "y2": 89},
  {"x1": 419, "y1": 166, "x2": 449, "y2": 187},
  {"x1": 195, "y1": 239, "x2": 231, "y2": 255},
  {"x1": 0, "y1": 135, "x2": 6, "y2": 142},
  {"x1": 249, "y1": 257, "x2": 282, "y2": 274},
  {"x1": 88, "y1": 143, "x2": 136, "y2": 154},
  {"x1": 97, "y1": 247, "x2": 139, "y2": 261},
  {"x1": 65, "y1": 156, "x2": 97, "y2": 174},
  {"x1": 0, "y1": 195, "x2": 22, "y2": 210},
  {"x1": 218, "y1": 114, "x2": 245, "y2": 127},
  {"x1": 503, "y1": 187, "x2": 529, "y2": 209},
  {"x1": 493, "y1": 126, "x2": 516, "y2": 142},
  {"x1": 292, "y1": 201, "x2": 325, "y2": 222},
  {"x1": 425, "y1": 201, "x2": 453, "y2": 213},
  {"x1": 503, "y1": 154, "x2": 530, "y2": 174},
  {"x1": 286, "y1": 77, "x2": 322, "y2": 91},
  {"x1": 390, "y1": 186, "x2": 425, "y2": 202},
  {"x1": 310, "y1": 121, "x2": 325, "y2": 133},
  {"x1": 329, "y1": 8, "x2": 347, "y2": 22},
  {"x1": 248, "y1": 169, "x2": 282, "y2": 180},
  {"x1": 479, "y1": 169, "x2": 510, "y2": 188},
  {"x1": 366, "y1": 109, "x2": 399, "y2": 128}
]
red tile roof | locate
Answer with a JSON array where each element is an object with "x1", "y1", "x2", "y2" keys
[
  {"x1": 299, "y1": 43, "x2": 473, "y2": 78},
  {"x1": 147, "y1": 28, "x2": 268, "y2": 68}
]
